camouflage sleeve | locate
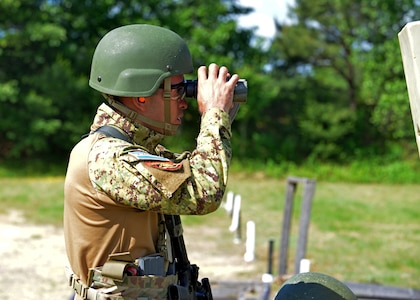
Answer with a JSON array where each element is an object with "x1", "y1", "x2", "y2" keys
[{"x1": 88, "y1": 108, "x2": 232, "y2": 215}]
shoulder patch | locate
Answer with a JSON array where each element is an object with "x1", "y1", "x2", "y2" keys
[
  {"x1": 144, "y1": 161, "x2": 183, "y2": 171},
  {"x1": 128, "y1": 150, "x2": 182, "y2": 171},
  {"x1": 128, "y1": 150, "x2": 170, "y2": 162}
]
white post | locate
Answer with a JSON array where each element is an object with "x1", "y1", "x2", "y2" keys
[
  {"x1": 299, "y1": 258, "x2": 311, "y2": 273},
  {"x1": 229, "y1": 194, "x2": 241, "y2": 243},
  {"x1": 229, "y1": 194, "x2": 241, "y2": 232},
  {"x1": 244, "y1": 221, "x2": 256, "y2": 262},
  {"x1": 224, "y1": 191, "x2": 234, "y2": 215}
]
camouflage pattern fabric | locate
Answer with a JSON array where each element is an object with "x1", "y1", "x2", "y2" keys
[
  {"x1": 64, "y1": 102, "x2": 232, "y2": 298},
  {"x1": 89, "y1": 267, "x2": 177, "y2": 300},
  {"x1": 88, "y1": 103, "x2": 232, "y2": 215}
]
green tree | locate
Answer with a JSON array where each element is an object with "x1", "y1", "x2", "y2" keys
[
  {"x1": 0, "y1": 0, "x2": 68, "y2": 159},
  {"x1": 268, "y1": 0, "x2": 419, "y2": 161},
  {"x1": 0, "y1": 0, "x2": 268, "y2": 162}
]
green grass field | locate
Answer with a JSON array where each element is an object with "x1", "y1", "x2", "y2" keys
[{"x1": 0, "y1": 171, "x2": 419, "y2": 289}]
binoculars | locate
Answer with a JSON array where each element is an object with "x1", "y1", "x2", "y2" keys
[{"x1": 185, "y1": 79, "x2": 247, "y2": 103}]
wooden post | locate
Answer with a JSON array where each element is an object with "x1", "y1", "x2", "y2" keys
[
  {"x1": 294, "y1": 178, "x2": 316, "y2": 274},
  {"x1": 278, "y1": 176, "x2": 316, "y2": 278},
  {"x1": 278, "y1": 178, "x2": 296, "y2": 276}
]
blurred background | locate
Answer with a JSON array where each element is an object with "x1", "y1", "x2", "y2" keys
[
  {"x1": 2, "y1": 0, "x2": 420, "y2": 177},
  {"x1": 1, "y1": 1, "x2": 420, "y2": 297}
]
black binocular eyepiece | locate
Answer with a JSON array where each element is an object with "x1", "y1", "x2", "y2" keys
[{"x1": 184, "y1": 79, "x2": 247, "y2": 103}]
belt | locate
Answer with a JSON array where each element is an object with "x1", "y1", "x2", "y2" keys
[{"x1": 65, "y1": 266, "x2": 99, "y2": 300}]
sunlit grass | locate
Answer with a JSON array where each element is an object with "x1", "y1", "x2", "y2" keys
[
  {"x1": 0, "y1": 177, "x2": 64, "y2": 225},
  {"x1": 0, "y1": 170, "x2": 419, "y2": 289}
]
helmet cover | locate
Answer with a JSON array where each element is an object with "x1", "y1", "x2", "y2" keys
[{"x1": 89, "y1": 24, "x2": 193, "y2": 97}]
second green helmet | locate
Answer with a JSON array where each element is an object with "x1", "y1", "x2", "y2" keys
[
  {"x1": 89, "y1": 24, "x2": 193, "y2": 97},
  {"x1": 275, "y1": 272, "x2": 357, "y2": 300}
]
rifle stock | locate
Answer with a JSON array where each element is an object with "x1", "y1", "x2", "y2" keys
[{"x1": 164, "y1": 214, "x2": 213, "y2": 300}]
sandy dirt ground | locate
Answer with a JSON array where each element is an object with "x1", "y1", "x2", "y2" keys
[
  {"x1": 0, "y1": 210, "x2": 264, "y2": 300},
  {"x1": 0, "y1": 210, "x2": 70, "y2": 299}
]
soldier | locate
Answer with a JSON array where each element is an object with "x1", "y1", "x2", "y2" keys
[
  {"x1": 274, "y1": 272, "x2": 357, "y2": 300},
  {"x1": 64, "y1": 24, "x2": 239, "y2": 299}
]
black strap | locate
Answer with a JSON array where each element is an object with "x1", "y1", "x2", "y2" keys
[{"x1": 92, "y1": 125, "x2": 132, "y2": 144}]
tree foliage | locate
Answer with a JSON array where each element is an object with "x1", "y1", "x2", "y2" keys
[
  {"x1": 0, "y1": 0, "x2": 258, "y2": 161},
  {"x1": 268, "y1": 0, "x2": 420, "y2": 161},
  {"x1": 0, "y1": 0, "x2": 419, "y2": 165}
]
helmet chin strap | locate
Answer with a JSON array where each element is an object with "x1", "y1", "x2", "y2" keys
[
  {"x1": 163, "y1": 77, "x2": 175, "y2": 135},
  {"x1": 103, "y1": 78, "x2": 178, "y2": 136}
]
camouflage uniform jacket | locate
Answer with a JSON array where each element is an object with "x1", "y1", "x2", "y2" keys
[{"x1": 64, "y1": 103, "x2": 232, "y2": 287}]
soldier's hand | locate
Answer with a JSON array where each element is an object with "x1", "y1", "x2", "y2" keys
[{"x1": 197, "y1": 63, "x2": 240, "y2": 115}]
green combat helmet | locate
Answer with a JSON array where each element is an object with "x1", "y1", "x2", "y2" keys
[
  {"x1": 274, "y1": 272, "x2": 357, "y2": 300},
  {"x1": 89, "y1": 24, "x2": 193, "y2": 135}
]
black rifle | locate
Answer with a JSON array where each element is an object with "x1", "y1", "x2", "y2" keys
[{"x1": 165, "y1": 214, "x2": 213, "y2": 300}]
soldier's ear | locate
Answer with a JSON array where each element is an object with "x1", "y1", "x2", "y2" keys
[{"x1": 132, "y1": 97, "x2": 148, "y2": 112}]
